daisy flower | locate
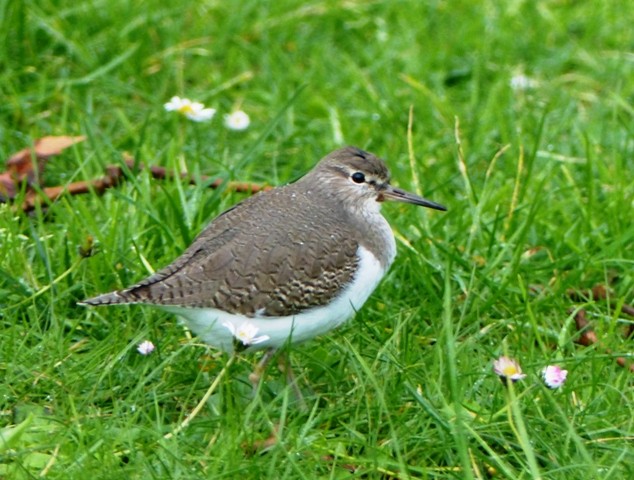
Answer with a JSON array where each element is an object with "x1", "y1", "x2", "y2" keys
[
  {"x1": 510, "y1": 74, "x2": 537, "y2": 91},
  {"x1": 137, "y1": 340, "x2": 155, "y2": 355},
  {"x1": 492, "y1": 356, "x2": 526, "y2": 383},
  {"x1": 224, "y1": 110, "x2": 250, "y2": 131},
  {"x1": 542, "y1": 365, "x2": 568, "y2": 389},
  {"x1": 164, "y1": 96, "x2": 216, "y2": 122},
  {"x1": 223, "y1": 321, "x2": 270, "y2": 347}
]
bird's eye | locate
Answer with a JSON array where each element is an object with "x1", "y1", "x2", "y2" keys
[{"x1": 351, "y1": 172, "x2": 365, "y2": 184}]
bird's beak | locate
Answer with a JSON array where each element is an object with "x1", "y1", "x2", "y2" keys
[{"x1": 379, "y1": 184, "x2": 447, "y2": 211}]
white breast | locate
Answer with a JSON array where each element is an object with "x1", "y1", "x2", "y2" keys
[{"x1": 164, "y1": 245, "x2": 388, "y2": 353}]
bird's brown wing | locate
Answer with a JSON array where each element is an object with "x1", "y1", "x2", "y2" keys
[{"x1": 82, "y1": 188, "x2": 360, "y2": 317}]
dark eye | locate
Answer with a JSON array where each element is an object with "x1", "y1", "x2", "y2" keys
[{"x1": 351, "y1": 172, "x2": 365, "y2": 184}]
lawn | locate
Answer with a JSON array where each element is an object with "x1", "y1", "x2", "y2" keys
[{"x1": 1, "y1": 0, "x2": 633, "y2": 478}]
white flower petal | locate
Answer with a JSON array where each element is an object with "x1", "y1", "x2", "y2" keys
[
  {"x1": 164, "y1": 96, "x2": 188, "y2": 111},
  {"x1": 224, "y1": 111, "x2": 250, "y2": 131},
  {"x1": 510, "y1": 74, "x2": 538, "y2": 91},
  {"x1": 222, "y1": 321, "x2": 237, "y2": 336},
  {"x1": 137, "y1": 340, "x2": 155, "y2": 355},
  {"x1": 224, "y1": 321, "x2": 270, "y2": 346},
  {"x1": 164, "y1": 96, "x2": 216, "y2": 122},
  {"x1": 249, "y1": 334, "x2": 271, "y2": 345},
  {"x1": 186, "y1": 107, "x2": 216, "y2": 122}
]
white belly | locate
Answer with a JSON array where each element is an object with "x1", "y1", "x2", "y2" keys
[{"x1": 163, "y1": 246, "x2": 386, "y2": 353}]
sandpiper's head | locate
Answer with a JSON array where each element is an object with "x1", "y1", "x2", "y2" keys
[{"x1": 308, "y1": 146, "x2": 447, "y2": 211}]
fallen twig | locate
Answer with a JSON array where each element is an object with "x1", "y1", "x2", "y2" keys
[{"x1": 15, "y1": 159, "x2": 271, "y2": 212}]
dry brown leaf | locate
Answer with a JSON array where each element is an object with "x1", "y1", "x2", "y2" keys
[
  {"x1": 7, "y1": 135, "x2": 86, "y2": 172},
  {"x1": 1, "y1": 135, "x2": 86, "y2": 201},
  {"x1": 567, "y1": 284, "x2": 612, "y2": 302},
  {"x1": 573, "y1": 309, "x2": 598, "y2": 347},
  {"x1": 573, "y1": 309, "x2": 634, "y2": 373},
  {"x1": 0, "y1": 171, "x2": 18, "y2": 198}
]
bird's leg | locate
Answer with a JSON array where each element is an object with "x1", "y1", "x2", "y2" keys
[
  {"x1": 277, "y1": 352, "x2": 307, "y2": 410},
  {"x1": 248, "y1": 348, "x2": 307, "y2": 409},
  {"x1": 248, "y1": 347, "x2": 277, "y2": 393}
]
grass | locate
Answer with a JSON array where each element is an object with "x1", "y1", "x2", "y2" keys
[{"x1": 1, "y1": 0, "x2": 634, "y2": 478}]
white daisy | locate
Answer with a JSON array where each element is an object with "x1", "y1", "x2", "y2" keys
[
  {"x1": 510, "y1": 74, "x2": 538, "y2": 91},
  {"x1": 222, "y1": 321, "x2": 270, "y2": 346},
  {"x1": 492, "y1": 356, "x2": 526, "y2": 383},
  {"x1": 137, "y1": 340, "x2": 155, "y2": 355},
  {"x1": 224, "y1": 110, "x2": 250, "y2": 131},
  {"x1": 164, "y1": 96, "x2": 216, "y2": 122}
]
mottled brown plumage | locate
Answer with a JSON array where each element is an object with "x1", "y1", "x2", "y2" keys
[{"x1": 100, "y1": 182, "x2": 362, "y2": 316}]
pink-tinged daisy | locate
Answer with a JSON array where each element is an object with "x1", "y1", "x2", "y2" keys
[
  {"x1": 222, "y1": 321, "x2": 270, "y2": 346},
  {"x1": 224, "y1": 110, "x2": 250, "y2": 131},
  {"x1": 137, "y1": 340, "x2": 155, "y2": 355},
  {"x1": 542, "y1": 365, "x2": 568, "y2": 389},
  {"x1": 492, "y1": 356, "x2": 526, "y2": 383},
  {"x1": 164, "y1": 96, "x2": 216, "y2": 122}
]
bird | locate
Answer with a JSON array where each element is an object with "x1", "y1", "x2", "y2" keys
[{"x1": 81, "y1": 146, "x2": 445, "y2": 385}]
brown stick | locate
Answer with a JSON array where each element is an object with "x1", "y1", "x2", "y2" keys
[{"x1": 18, "y1": 161, "x2": 272, "y2": 212}]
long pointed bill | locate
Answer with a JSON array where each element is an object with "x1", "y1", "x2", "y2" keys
[{"x1": 380, "y1": 185, "x2": 447, "y2": 211}]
